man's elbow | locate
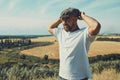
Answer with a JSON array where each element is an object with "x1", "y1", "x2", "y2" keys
[
  {"x1": 97, "y1": 22, "x2": 101, "y2": 30},
  {"x1": 48, "y1": 28, "x2": 53, "y2": 35},
  {"x1": 94, "y1": 22, "x2": 101, "y2": 35},
  {"x1": 90, "y1": 22, "x2": 101, "y2": 35},
  {"x1": 97, "y1": 22, "x2": 101, "y2": 32}
]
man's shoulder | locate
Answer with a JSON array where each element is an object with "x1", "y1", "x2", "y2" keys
[{"x1": 52, "y1": 27, "x2": 64, "y2": 36}]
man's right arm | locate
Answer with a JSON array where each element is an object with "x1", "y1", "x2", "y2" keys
[{"x1": 48, "y1": 19, "x2": 62, "y2": 35}]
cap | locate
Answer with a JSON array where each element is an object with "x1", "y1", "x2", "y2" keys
[{"x1": 60, "y1": 7, "x2": 81, "y2": 19}]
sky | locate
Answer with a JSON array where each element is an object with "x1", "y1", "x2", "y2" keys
[{"x1": 0, "y1": 0, "x2": 120, "y2": 35}]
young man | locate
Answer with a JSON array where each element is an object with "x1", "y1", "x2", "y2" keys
[{"x1": 48, "y1": 8, "x2": 101, "y2": 80}]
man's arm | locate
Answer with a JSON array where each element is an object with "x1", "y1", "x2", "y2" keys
[
  {"x1": 48, "y1": 19, "x2": 62, "y2": 35},
  {"x1": 81, "y1": 12, "x2": 101, "y2": 36}
]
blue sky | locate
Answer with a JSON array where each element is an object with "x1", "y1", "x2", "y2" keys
[{"x1": 0, "y1": 0, "x2": 119, "y2": 35}]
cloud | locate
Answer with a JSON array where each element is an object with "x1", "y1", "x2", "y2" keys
[
  {"x1": 7, "y1": 0, "x2": 19, "y2": 12},
  {"x1": 0, "y1": 17, "x2": 46, "y2": 28},
  {"x1": 0, "y1": 0, "x2": 119, "y2": 35},
  {"x1": 0, "y1": 0, "x2": 3, "y2": 5},
  {"x1": 82, "y1": 0, "x2": 119, "y2": 12},
  {"x1": 0, "y1": 14, "x2": 56, "y2": 30},
  {"x1": 39, "y1": 0, "x2": 60, "y2": 14},
  {"x1": 0, "y1": 16, "x2": 52, "y2": 35}
]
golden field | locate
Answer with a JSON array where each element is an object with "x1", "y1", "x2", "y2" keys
[
  {"x1": 20, "y1": 36, "x2": 120, "y2": 59},
  {"x1": 39, "y1": 70, "x2": 120, "y2": 80}
]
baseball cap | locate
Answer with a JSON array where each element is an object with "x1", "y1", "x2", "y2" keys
[{"x1": 60, "y1": 7, "x2": 81, "y2": 19}]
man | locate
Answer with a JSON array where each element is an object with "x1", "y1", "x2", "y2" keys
[{"x1": 48, "y1": 8, "x2": 101, "y2": 80}]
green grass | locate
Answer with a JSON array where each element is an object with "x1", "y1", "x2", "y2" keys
[{"x1": 0, "y1": 56, "x2": 9, "y2": 63}]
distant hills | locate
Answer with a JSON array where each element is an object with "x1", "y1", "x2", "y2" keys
[
  {"x1": 0, "y1": 33, "x2": 119, "y2": 39},
  {"x1": 0, "y1": 35, "x2": 51, "y2": 39}
]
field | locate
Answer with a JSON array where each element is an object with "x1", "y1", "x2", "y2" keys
[
  {"x1": 20, "y1": 36, "x2": 120, "y2": 58},
  {"x1": 19, "y1": 36, "x2": 120, "y2": 80},
  {"x1": 20, "y1": 36, "x2": 59, "y2": 59},
  {"x1": 0, "y1": 35, "x2": 120, "y2": 80}
]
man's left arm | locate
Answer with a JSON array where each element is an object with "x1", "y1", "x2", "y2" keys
[{"x1": 81, "y1": 12, "x2": 101, "y2": 36}]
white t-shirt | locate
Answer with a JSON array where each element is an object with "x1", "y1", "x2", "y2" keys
[{"x1": 53, "y1": 27, "x2": 96, "y2": 80}]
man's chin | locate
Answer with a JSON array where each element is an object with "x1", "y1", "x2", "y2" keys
[
  {"x1": 64, "y1": 28, "x2": 69, "y2": 32},
  {"x1": 64, "y1": 26, "x2": 70, "y2": 32}
]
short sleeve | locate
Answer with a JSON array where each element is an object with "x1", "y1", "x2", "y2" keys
[
  {"x1": 53, "y1": 28, "x2": 63, "y2": 37},
  {"x1": 53, "y1": 28, "x2": 58, "y2": 37}
]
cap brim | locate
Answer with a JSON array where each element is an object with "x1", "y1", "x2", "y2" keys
[{"x1": 60, "y1": 15, "x2": 69, "y2": 18}]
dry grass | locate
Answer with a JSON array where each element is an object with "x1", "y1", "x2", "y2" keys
[
  {"x1": 88, "y1": 41, "x2": 120, "y2": 57},
  {"x1": 20, "y1": 36, "x2": 59, "y2": 59},
  {"x1": 20, "y1": 36, "x2": 120, "y2": 59},
  {"x1": 92, "y1": 70, "x2": 120, "y2": 80},
  {"x1": 31, "y1": 36, "x2": 57, "y2": 42},
  {"x1": 20, "y1": 42, "x2": 59, "y2": 59},
  {"x1": 35, "y1": 70, "x2": 120, "y2": 80}
]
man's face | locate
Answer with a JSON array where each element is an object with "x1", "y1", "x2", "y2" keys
[{"x1": 61, "y1": 16, "x2": 77, "y2": 32}]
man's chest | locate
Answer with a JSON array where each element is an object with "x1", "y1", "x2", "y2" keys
[{"x1": 59, "y1": 32, "x2": 84, "y2": 48}]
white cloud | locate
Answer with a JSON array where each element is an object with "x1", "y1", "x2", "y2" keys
[
  {"x1": 7, "y1": 0, "x2": 19, "y2": 12},
  {"x1": 84, "y1": 0, "x2": 120, "y2": 10},
  {"x1": 0, "y1": 16, "x2": 54, "y2": 35},
  {"x1": 0, "y1": 17, "x2": 51, "y2": 29},
  {"x1": 0, "y1": 0, "x2": 3, "y2": 5},
  {"x1": 0, "y1": 0, "x2": 119, "y2": 35},
  {"x1": 39, "y1": 0, "x2": 60, "y2": 14}
]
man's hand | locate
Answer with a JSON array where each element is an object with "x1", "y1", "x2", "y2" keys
[{"x1": 79, "y1": 12, "x2": 85, "y2": 20}]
